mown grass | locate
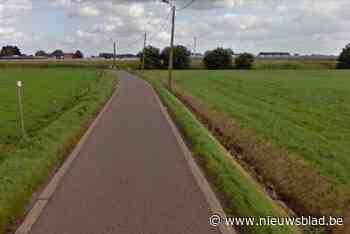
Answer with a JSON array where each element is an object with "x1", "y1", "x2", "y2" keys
[
  {"x1": 146, "y1": 77, "x2": 301, "y2": 234},
  {"x1": 146, "y1": 70, "x2": 350, "y2": 186},
  {"x1": 0, "y1": 68, "x2": 116, "y2": 233},
  {"x1": 144, "y1": 70, "x2": 350, "y2": 233}
]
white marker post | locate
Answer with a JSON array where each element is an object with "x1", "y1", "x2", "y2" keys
[{"x1": 17, "y1": 80, "x2": 25, "y2": 139}]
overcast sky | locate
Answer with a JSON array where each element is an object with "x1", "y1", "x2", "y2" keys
[{"x1": 0, "y1": 0, "x2": 349, "y2": 56}]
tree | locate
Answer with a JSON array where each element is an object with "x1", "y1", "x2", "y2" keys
[
  {"x1": 161, "y1": 45, "x2": 191, "y2": 69},
  {"x1": 235, "y1": 53, "x2": 254, "y2": 70},
  {"x1": 139, "y1": 46, "x2": 161, "y2": 69},
  {"x1": 51, "y1": 50, "x2": 64, "y2": 58},
  {"x1": 203, "y1": 48, "x2": 233, "y2": 69},
  {"x1": 337, "y1": 44, "x2": 350, "y2": 69},
  {"x1": 73, "y1": 50, "x2": 84, "y2": 59},
  {"x1": 35, "y1": 50, "x2": 48, "y2": 57},
  {"x1": 0, "y1": 45, "x2": 21, "y2": 57},
  {"x1": 226, "y1": 48, "x2": 234, "y2": 56}
]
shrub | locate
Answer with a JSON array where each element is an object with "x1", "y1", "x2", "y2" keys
[
  {"x1": 0, "y1": 45, "x2": 21, "y2": 57},
  {"x1": 235, "y1": 53, "x2": 254, "y2": 69},
  {"x1": 161, "y1": 45, "x2": 191, "y2": 69},
  {"x1": 139, "y1": 46, "x2": 162, "y2": 69},
  {"x1": 203, "y1": 48, "x2": 233, "y2": 69},
  {"x1": 337, "y1": 44, "x2": 350, "y2": 69}
]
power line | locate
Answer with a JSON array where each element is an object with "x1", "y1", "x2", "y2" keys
[
  {"x1": 176, "y1": 0, "x2": 196, "y2": 11},
  {"x1": 119, "y1": 9, "x2": 171, "y2": 50},
  {"x1": 147, "y1": 9, "x2": 172, "y2": 44}
]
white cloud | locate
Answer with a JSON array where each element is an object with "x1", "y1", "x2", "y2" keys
[
  {"x1": 72, "y1": 5, "x2": 100, "y2": 17},
  {"x1": 2, "y1": 0, "x2": 350, "y2": 55},
  {"x1": 0, "y1": 0, "x2": 31, "y2": 49}
]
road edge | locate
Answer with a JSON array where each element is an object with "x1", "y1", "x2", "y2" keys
[
  {"x1": 15, "y1": 80, "x2": 120, "y2": 234},
  {"x1": 145, "y1": 80, "x2": 237, "y2": 234}
]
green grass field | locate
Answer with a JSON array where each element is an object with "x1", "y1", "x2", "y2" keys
[
  {"x1": 0, "y1": 59, "x2": 140, "y2": 70},
  {"x1": 0, "y1": 68, "x2": 116, "y2": 233},
  {"x1": 190, "y1": 58, "x2": 337, "y2": 70},
  {"x1": 0, "y1": 68, "x2": 98, "y2": 142},
  {"x1": 144, "y1": 70, "x2": 350, "y2": 232},
  {"x1": 147, "y1": 70, "x2": 350, "y2": 185}
]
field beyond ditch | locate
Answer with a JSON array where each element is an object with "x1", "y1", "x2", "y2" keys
[
  {"x1": 0, "y1": 68, "x2": 99, "y2": 142},
  {"x1": 144, "y1": 69, "x2": 350, "y2": 233}
]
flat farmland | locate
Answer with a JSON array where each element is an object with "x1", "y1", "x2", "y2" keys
[{"x1": 145, "y1": 70, "x2": 350, "y2": 225}]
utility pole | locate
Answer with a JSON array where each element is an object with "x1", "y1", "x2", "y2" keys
[
  {"x1": 193, "y1": 37, "x2": 197, "y2": 55},
  {"x1": 168, "y1": 5, "x2": 176, "y2": 91},
  {"x1": 113, "y1": 41, "x2": 116, "y2": 69},
  {"x1": 142, "y1": 32, "x2": 147, "y2": 73}
]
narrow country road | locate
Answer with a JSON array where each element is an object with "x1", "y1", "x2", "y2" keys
[{"x1": 29, "y1": 70, "x2": 221, "y2": 234}]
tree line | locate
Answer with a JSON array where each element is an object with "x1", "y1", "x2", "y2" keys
[
  {"x1": 0, "y1": 45, "x2": 84, "y2": 59},
  {"x1": 140, "y1": 43, "x2": 350, "y2": 70},
  {"x1": 139, "y1": 45, "x2": 255, "y2": 70},
  {"x1": 35, "y1": 49, "x2": 84, "y2": 59}
]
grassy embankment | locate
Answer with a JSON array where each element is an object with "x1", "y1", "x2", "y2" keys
[
  {"x1": 144, "y1": 70, "x2": 350, "y2": 234},
  {"x1": 0, "y1": 68, "x2": 117, "y2": 233},
  {"x1": 144, "y1": 75, "x2": 301, "y2": 234}
]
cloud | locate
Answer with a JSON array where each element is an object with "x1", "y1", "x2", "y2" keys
[
  {"x1": 0, "y1": 0, "x2": 31, "y2": 47},
  {"x1": 71, "y1": 5, "x2": 100, "y2": 17},
  {"x1": 2, "y1": 0, "x2": 350, "y2": 55}
]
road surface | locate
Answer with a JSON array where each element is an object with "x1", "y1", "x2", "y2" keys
[{"x1": 29, "y1": 70, "x2": 221, "y2": 234}]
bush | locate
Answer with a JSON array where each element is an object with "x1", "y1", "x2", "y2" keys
[
  {"x1": 235, "y1": 53, "x2": 254, "y2": 69},
  {"x1": 0, "y1": 45, "x2": 21, "y2": 57},
  {"x1": 203, "y1": 48, "x2": 233, "y2": 69},
  {"x1": 161, "y1": 45, "x2": 191, "y2": 69},
  {"x1": 139, "y1": 46, "x2": 161, "y2": 69},
  {"x1": 337, "y1": 44, "x2": 350, "y2": 69}
]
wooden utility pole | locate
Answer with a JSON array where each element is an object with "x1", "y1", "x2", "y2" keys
[
  {"x1": 113, "y1": 41, "x2": 117, "y2": 69},
  {"x1": 168, "y1": 5, "x2": 176, "y2": 90},
  {"x1": 142, "y1": 32, "x2": 147, "y2": 73}
]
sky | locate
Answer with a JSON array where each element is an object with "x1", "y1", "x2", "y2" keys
[{"x1": 0, "y1": 0, "x2": 349, "y2": 56}]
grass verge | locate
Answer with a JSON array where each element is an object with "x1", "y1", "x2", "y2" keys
[
  {"x1": 0, "y1": 70, "x2": 117, "y2": 234},
  {"x1": 146, "y1": 77, "x2": 301, "y2": 234}
]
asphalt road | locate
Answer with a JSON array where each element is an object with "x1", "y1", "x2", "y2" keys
[{"x1": 30, "y1": 70, "x2": 221, "y2": 234}]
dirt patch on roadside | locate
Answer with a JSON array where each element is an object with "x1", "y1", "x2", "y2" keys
[{"x1": 173, "y1": 84, "x2": 350, "y2": 234}]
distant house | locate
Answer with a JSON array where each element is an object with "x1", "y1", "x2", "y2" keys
[
  {"x1": 64, "y1": 53, "x2": 75, "y2": 59},
  {"x1": 258, "y1": 52, "x2": 291, "y2": 58},
  {"x1": 232, "y1": 53, "x2": 244, "y2": 58},
  {"x1": 191, "y1": 53, "x2": 203, "y2": 59},
  {"x1": 99, "y1": 53, "x2": 115, "y2": 59}
]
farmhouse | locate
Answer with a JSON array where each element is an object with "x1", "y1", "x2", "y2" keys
[{"x1": 64, "y1": 53, "x2": 75, "y2": 59}]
